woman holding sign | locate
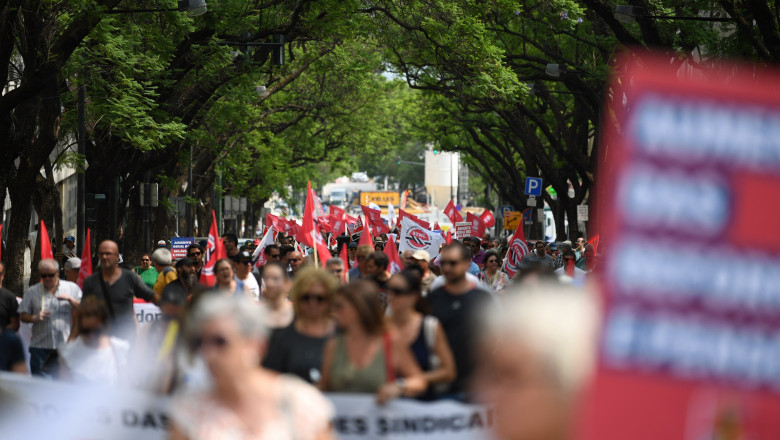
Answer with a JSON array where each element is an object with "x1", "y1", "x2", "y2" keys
[{"x1": 319, "y1": 280, "x2": 427, "y2": 404}]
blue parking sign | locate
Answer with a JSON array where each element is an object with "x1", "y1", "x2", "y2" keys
[
  {"x1": 525, "y1": 177, "x2": 543, "y2": 196},
  {"x1": 500, "y1": 205, "x2": 514, "y2": 218}
]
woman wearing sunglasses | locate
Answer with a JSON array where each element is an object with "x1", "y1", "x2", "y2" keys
[
  {"x1": 170, "y1": 295, "x2": 334, "y2": 440},
  {"x1": 211, "y1": 258, "x2": 251, "y2": 298},
  {"x1": 133, "y1": 253, "x2": 158, "y2": 290},
  {"x1": 58, "y1": 296, "x2": 130, "y2": 385},
  {"x1": 478, "y1": 250, "x2": 511, "y2": 293},
  {"x1": 319, "y1": 280, "x2": 427, "y2": 404},
  {"x1": 386, "y1": 270, "x2": 457, "y2": 401},
  {"x1": 263, "y1": 267, "x2": 337, "y2": 383}
]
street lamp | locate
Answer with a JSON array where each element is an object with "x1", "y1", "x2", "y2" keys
[{"x1": 615, "y1": 5, "x2": 731, "y2": 23}]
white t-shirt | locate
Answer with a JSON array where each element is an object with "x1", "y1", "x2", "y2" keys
[
  {"x1": 59, "y1": 336, "x2": 130, "y2": 385},
  {"x1": 429, "y1": 272, "x2": 480, "y2": 293},
  {"x1": 554, "y1": 266, "x2": 588, "y2": 286},
  {"x1": 235, "y1": 273, "x2": 261, "y2": 301}
]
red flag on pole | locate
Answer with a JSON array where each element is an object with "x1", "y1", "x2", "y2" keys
[
  {"x1": 298, "y1": 182, "x2": 317, "y2": 247},
  {"x1": 480, "y1": 209, "x2": 496, "y2": 228},
  {"x1": 503, "y1": 221, "x2": 531, "y2": 278},
  {"x1": 77, "y1": 229, "x2": 92, "y2": 287},
  {"x1": 339, "y1": 242, "x2": 350, "y2": 283},
  {"x1": 467, "y1": 212, "x2": 486, "y2": 239},
  {"x1": 329, "y1": 205, "x2": 346, "y2": 236},
  {"x1": 444, "y1": 229, "x2": 453, "y2": 245},
  {"x1": 383, "y1": 236, "x2": 403, "y2": 274},
  {"x1": 443, "y1": 199, "x2": 463, "y2": 224},
  {"x1": 361, "y1": 205, "x2": 389, "y2": 235},
  {"x1": 433, "y1": 222, "x2": 441, "y2": 231},
  {"x1": 40, "y1": 220, "x2": 54, "y2": 260},
  {"x1": 199, "y1": 210, "x2": 226, "y2": 287}
]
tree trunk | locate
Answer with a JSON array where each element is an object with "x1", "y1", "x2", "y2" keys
[
  {"x1": 31, "y1": 173, "x2": 63, "y2": 280},
  {"x1": 5, "y1": 175, "x2": 36, "y2": 295}
]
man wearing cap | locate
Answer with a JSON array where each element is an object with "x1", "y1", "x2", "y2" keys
[
  {"x1": 156, "y1": 240, "x2": 168, "y2": 249},
  {"x1": 233, "y1": 250, "x2": 261, "y2": 300},
  {"x1": 63, "y1": 258, "x2": 81, "y2": 283},
  {"x1": 411, "y1": 250, "x2": 436, "y2": 295},
  {"x1": 63, "y1": 236, "x2": 78, "y2": 259},
  {"x1": 347, "y1": 242, "x2": 358, "y2": 269}
]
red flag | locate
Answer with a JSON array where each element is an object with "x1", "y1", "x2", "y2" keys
[
  {"x1": 480, "y1": 209, "x2": 496, "y2": 228},
  {"x1": 350, "y1": 216, "x2": 364, "y2": 236},
  {"x1": 358, "y1": 217, "x2": 373, "y2": 248},
  {"x1": 467, "y1": 212, "x2": 486, "y2": 239},
  {"x1": 266, "y1": 213, "x2": 283, "y2": 230},
  {"x1": 40, "y1": 220, "x2": 54, "y2": 260},
  {"x1": 399, "y1": 209, "x2": 430, "y2": 230},
  {"x1": 433, "y1": 222, "x2": 441, "y2": 231},
  {"x1": 503, "y1": 222, "x2": 531, "y2": 278},
  {"x1": 329, "y1": 205, "x2": 346, "y2": 236},
  {"x1": 361, "y1": 205, "x2": 389, "y2": 235},
  {"x1": 383, "y1": 236, "x2": 403, "y2": 274},
  {"x1": 77, "y1": 229, "x2": 92, "y2": 287},
  {"x1": 298, "y1": 182, "x2": 317, "y2": 247},
  {"x1": 285, "y1": 219, "x2": 300, "y2": 237},
  {"x1": 252, "y1": 226, "x2": 276, "y2": 269},
  {"x1": 339, "y1": 242, "x2": 350, "y2": 283},
  {"x1": 199, "y1": 210, "x2": 226, "y2": 287},
  {"x1": 444, "y1": 229, "x2": 453, "y2": 245},
  {"x1": 443, "y1": 199, "x2": 463, "y2": 224},
  {"x1": 588, "y1": 233, "x2": 600, "y2": 255}
]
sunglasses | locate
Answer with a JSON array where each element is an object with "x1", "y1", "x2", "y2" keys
[
  {"x1": 41, "y1": 273, "x2": 57, "y2": 278},
  {"x1": 80, "y1": 327, "x2": 104, "y2": 337},
  {"x1": 300, "y1": 294, "x2": 327, "y2": 304},
  {"x1": 141, "y1": 258, "x2": 151, "y2": 262},
  {"x1": 188, "y1": 252, "x2": 202, "y2": 257},
  {"x1": 387, "y1": 287, "x2": 413, "y2": 296},
  {"x1": 269, "y1": 254, "x2": 280, "y2": 259},
  {"x1": 440, "y1": 259, "x2": 462, "y2": 267},
  {"x1": 288, "y1": 258, "x2": 302, "y2": 263},
  {"x1": 192, "y1": 334, "x2": 229, "y2": 350},
  {"x1": 241, "y1": 260, "x2": 252, "y2": 265}
]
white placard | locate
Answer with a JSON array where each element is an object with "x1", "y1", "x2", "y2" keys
[
  {"x1": 537, "y1": 209, "x2": 545, "y2": 223},
  {"x1": 526, "y1": 196, "x2": 536, "y2": 207}
]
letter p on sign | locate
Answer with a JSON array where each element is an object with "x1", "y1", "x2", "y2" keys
[{"x1": 525, "y1": 177, "x2": 543, "y2": 196}]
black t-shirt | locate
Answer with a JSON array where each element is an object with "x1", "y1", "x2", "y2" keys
[
  {"x1": 0, "y1": 287, "x2": 19, "y2": 329},
  {"x1": 82, "y1": 269, "x2": 155, "y2": 340},
  {"x1": 0, "y1": 329, "x2": 25, "y2": 371},
  {"x1": 262, "y1": 321, "x2": 331, "y2": 384},
  {"x1": 427, "y1": 284, "x2": 493, "y2": 396}
]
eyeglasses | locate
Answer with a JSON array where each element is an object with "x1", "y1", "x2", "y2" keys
[
  {"x1": 188, "y1": 252, "x2": 202, "y2": 257},
  {"x1": 41, "y1": 273, "x2": 57, "y2": 278},
  {"x1": 192, "y1": 334, "x2": 229, "y2": 350},
  {"x1": 440, "y1": 259, "x2": 462, "y2": 267},
  {"x1": 300, "y1": 294, "x2": 327, "y2": 304}
]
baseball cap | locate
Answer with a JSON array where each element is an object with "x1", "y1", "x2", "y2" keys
[
  {"x1": 231, "y1": 250, "x2": 253, "y2": 263},
  {"x1": 64, "y1": 257, "x2": 81, "y2": 270},
  {"x1": 411, "y1": 250, "x2": 431, "y2": 262},
  {"x1": 64, "y1": 236, "x2": 75, "y2": 243},
  {"x1": 175, "y1": 257, "x2": 195, "y2": 268},
  {"x1": 348, "y1": 242, "x2": 358, "y2": 249},
  {"x1": 156, "y1": 240, "x2": 167, "y2": 247},
  {"x1": 549, "y1": 242, "x2": 558, "y2": 251},
  {"x1": 245, "y1": 240, "x2": 255, "y2": 247}
]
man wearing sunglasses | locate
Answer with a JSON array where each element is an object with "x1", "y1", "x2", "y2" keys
[
  {"x1": 186, "y1": 244, "x2": 204, "y2": 278},
  {"x1": 427, "y1": 242, "x2": 493, "y2": 400},
  {"x1": 232, "y1": 250, "x2": 261, "y2": 300},
  {"x1": 19, "y1": 258, "x2": 82, "y2": 376}
]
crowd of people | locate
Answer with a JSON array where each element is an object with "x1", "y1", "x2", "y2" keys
[{"x1": 0, "y1": 227, "x2": 600, "y2": 440}]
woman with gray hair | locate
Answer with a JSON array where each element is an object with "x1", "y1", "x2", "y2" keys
[
  {"x1": 169, "y1": 295, "x2": 334, "y2": 440},
  {"x1": 472, "y1": 282, "x2": 599, "y2": 440}
]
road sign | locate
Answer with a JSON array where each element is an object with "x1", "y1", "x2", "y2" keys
[
  {"x1": 499, "y1": 205, "x2": 514, "y2": 218},
  {"x1": 577, "y1": 205, "x2": 589, "y2": 221},
  {"x1": 524, "y1": 177, "x2": 543, "y2": 196},
  {"x1": 526, "y1": 196, "x2": 537, "y2": 207},
  {"x1": 504, "y1": 211, "x2": 522, "y2": 230},
  {"x1": 522, "y1": 208, "x2": 532, "y2": 222},
  {"x1": 537, "y1": 209, "x2": 545, "y2": 223}
]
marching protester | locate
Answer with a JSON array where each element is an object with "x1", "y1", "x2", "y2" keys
[
  {"x1": 162, "y1": 258, "x2": 203, "y2": 302},
  {"x1": 81, "y1": 241, "x2": 159, "y2": 345},
  {"x1": 347, "y1": 244, "x2": 372, "y2": 280},
  {"x1": 319, "y1": 280, "x2": 427, "y2": 404},
  {"x1": 186, "y1": 244, "x2": 204, "y2": 278},
  {"x1": 0, "y1": 261, "x2": 20, "y2": 332},
  {"x1": 410, "y1": 250, "x2": 435, "y2": 295},
  {"x1": 386, "y1": 270, "x2": 457, "y2": 401},
  {"x1": 63, "y1": 257, "x2": 81, "y2": 283},
  {"x1": 170, "y1": 295, "x2": 335, "y2": 440},
  {"x1": 522, "y1": 240, "x2": 555, "y2": 271},
  {"x1": 264, "y1": 267, "x2": 337, "y2": 383},
  {"x1": 478, "y1": 249, "x2": 511, "y2": 293},
  {"x1": 473, "y1": 283, "x2": 598, "y2": 440},
  {"x1": 210, "y1": 258, "x2": 251, "y2": 298},
  {"x1": 287, "y1": 250, "x2": 304, "y2": 278},
  {"x1": 324, "y1": 257, "x2": 346, "y2": 281},
  {"x1": 133, "y1": 253, "x2": 158, "y2": 290},
  {"x1": 152, "y1": 247, "x2": 178, "y2": 295},
  {"x1": 220, "y1": 232, "x2": 240, "y2": 259},
  {"x1": 58, "y1": 296, "x2": 130, "y2": 385},
  {"x1": 364, "y1": 251, "x2": 390, "y2": 289},
  {"x1": 427, "y1": 243, "x2": 494, "y2": 401},
  {"x1": 233, "y1": 250, "x2": 261, "y2": 300},
  {"x1": 19, "y1": 258, "x2": 82, "y2": 376},
  {"x1": 260, "y1": 262, "x2": 294, "y2": 329}
]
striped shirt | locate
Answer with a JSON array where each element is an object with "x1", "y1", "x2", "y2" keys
[{"x1": 18, "y1": 280, "x2": 82, "y2": 349}]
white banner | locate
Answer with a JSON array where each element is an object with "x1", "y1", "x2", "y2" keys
[
  {"x1": 399, "y1": 217, "x2": 446, "y2": 259},
  {"x1": 0, "y1": 374, "x2": 493, "y2": 440},
  {"x1": 134, "y1": 302, "x2": 162, "y2": 327}
]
